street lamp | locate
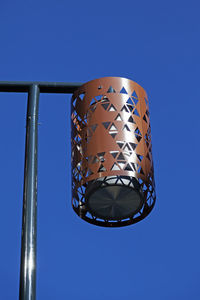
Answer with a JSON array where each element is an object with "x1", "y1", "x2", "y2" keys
[
  {"x1": 0, "y1": 77, "x2": 156, "y2": 300},
  {"x1": 71, "y1": 77, "x2": 156, "y2": 227}
]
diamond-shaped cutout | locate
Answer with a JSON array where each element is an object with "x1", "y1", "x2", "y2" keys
[{"x1": 107, "y1": 86, "x2": 116, "y2": 93}]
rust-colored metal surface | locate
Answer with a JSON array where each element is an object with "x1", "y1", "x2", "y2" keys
[{"x1": 71, "y1": 77, "x2": 155, "y2": 227}]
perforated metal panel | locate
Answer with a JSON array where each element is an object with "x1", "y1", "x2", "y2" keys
[{"x1": 71, "y1": 77, "x2": 156, "y2": 227}]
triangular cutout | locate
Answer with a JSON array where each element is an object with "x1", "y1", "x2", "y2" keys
[
  {"x1": 110, "y1": 133, "x2": 117, "y2": 139},
  {"x1": 90, "y1": 105, "x2": 96, "y2": 112},
  {"x1": 117, "y1": 141, "x2": 124, "y2": 149},
  {"x1": 97, "y1": 152, "x2": 106, "y2": 157},
  {"x1": 127, "y1": 105, "x2": 134, "y2": 112},
  {"x1": 110, "y1": 151, "x2": 118, "y2": 158},
  {"x1": 137, "y1": 154, "x2": 143, "y2": 162},
  {"x1": 90, "y1": 98, "x2": 96, "y2": 106},
  {"x1": 98, "y1": 164, "x2": 106, "y2": 172},
  {"x1": 117, "y1": 152, "x2": 125, "y2": 160},
  {"x1": 101, "y1": 103, "x2": 109, "y2": 110},
  {"x1": 92, "y1": 156, "x2": 99, "y2": 164},
  {"x1": 132, "y1": 91, "x2": 138, "y2": 98},
  {"x1": 134, "y1": 127, "x2": 142, "y2": 135},
  {"x1": 86, "y1": 168, "x2": 93, "y2": 177},
  {"x1": 129, "y1": 142, "x2": 137, "y2": 151},
  {"x1": 108, "y1": 104, "x2": 116, "y2": 111},
  {"x1": 123, "y1": 124, "x2": 130, "y2": 132},
  {"x1": 110, "y1": 123, "x2": 117, "y2": 131},
  {"x1": 131, "y1": 162, "x2": 136, "y2": 171},
  {"x1": 107, "y1": 86, "x2": 116, "y2": 93},
  {"x1": 95, "y1": 95, "x2": 103, "y2": 101},
  {"x1": 146, "y1": 153, "x2": 150, "y2": 160},
  {"x1": 132, "y1": 98, "x2": 138, "y2": 105},
  {"x1": 120, "y1": 105, "x2": 129, "y2": 112},
  {"x1": 101, "y1": 96, "x2": 110, "y2": 103},
  {"x1": 120, "y1": 87, "x2": 128, "y2": 94},
  {"x1": 79, "y1": 93, "x2": 85, "y2": 101},
  {"x1": 73, "y1": 98, "x2": 77, "y2": 107},
  {"x1": 123, "y1": 144, "x2": 131, "y2": 152},
  {"x1": 91, "y1": 124, "x2": 98, "y2": 132},
  {"x1": 145, "y1": 140, "x2": 149, "y2": 148},
  {"x1": 124, "y1": 163, "x2": 133, "y2": 171},
  {"x1": 143, "y1": 114, "x2": 147, "y2": 123},
  {"x1": 133, "y1": 109, "x2": 140, "y2": 117},
  {"x1": 128, "y1": 116, "x2": 135, "y2": 123},
  {"x1": 102, "y1": 121, "x2": 111, "y2": 129},
  {"x1": 138, "y1": 166, "x2": 144, "y2": 175},
  {"x1": 135, "y1": 135, "x2": 142, "y2": 142},
  {"x1": 126, "y1": 98, "x2": 134, "y2": 105},
  {"x1": 111, "y1": 163, "x2": 120, "y2": 171},
  {"x1": 115, "y1": 114, "x2": 123, "y2": 121}
]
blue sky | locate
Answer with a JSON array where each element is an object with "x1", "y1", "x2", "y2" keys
[{"x1": 0, "y1": 1, "x2": 200, "y2": 299}]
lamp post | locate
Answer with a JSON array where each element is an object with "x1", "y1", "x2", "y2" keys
[{"x1": 0, "y1": 77, "x2": 156, "y2": 299}]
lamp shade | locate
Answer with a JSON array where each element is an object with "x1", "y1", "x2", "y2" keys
[{"x1": 71, "y1": 77, "x2": 156, "y2": 227}]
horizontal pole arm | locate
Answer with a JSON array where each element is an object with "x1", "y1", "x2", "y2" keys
[{"x1": 0, "y1": 81, "x2": 82, "y2": 93}]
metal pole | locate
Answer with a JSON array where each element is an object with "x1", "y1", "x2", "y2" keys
[{"x1": 19, "y1": 84, "x2": 40, "y2": 300}]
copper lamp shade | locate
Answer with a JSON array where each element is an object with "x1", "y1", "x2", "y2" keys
[{"x1": 71, "y1": 77, "x2": 156, "y2": 227}]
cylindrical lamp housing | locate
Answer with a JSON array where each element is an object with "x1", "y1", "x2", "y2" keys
[{"x1": 71, "y1": 77, "x2": 155, "y2": 227}]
